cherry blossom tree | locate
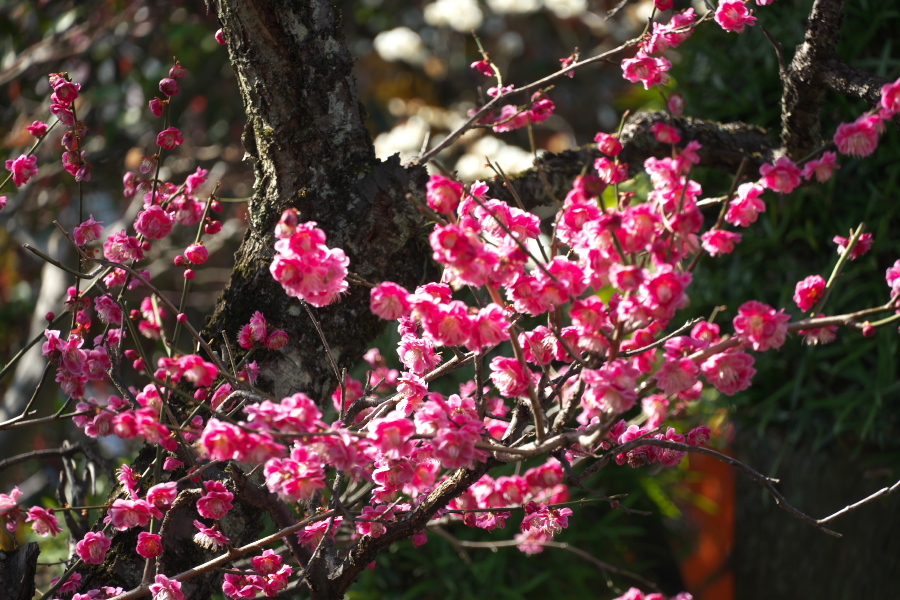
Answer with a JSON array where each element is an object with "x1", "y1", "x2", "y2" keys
[{"x1": 1, "y1": 1, "x2": 899, "y2": 599}]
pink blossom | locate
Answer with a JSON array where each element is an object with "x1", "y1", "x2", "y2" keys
[
  {"x1": 880, "y1": 77, "x2": 900, "y2": 116},
  {"x1": 145, "y1": 482, "x2": 178, "y2": 511},
  {"x1": 621, "y1": 52, "x2": 671, "y2": 89},
  {"x1": 668, "y1": 93, "x2": 685, "y2": 115},
  {"x1": 51, "y1": 80, "x2": 81, "y2": 105},
  {"x1": 594, "y1": 132, "x2": 623, "y2": 156},
  {"x1": 157, "y1": 127, "x2": 184, "y2": 149},
  {"x1": 733, "y1": 300, "x2": 791, "y2": 351},
  {"x1": 105, "y1": 498, "x2": 163, "y2": 530},
  {"x1": 370, "y1": 282, "x2": 412, "y2": 320},
  {"x1": 368, "y1": 410, "x2": 416, "y2": 459},
  {"x1": 468, "y1": 303, "x2": 510, "y2": 352},
  {"x1": 759, "y1": 156, "x2": 801, "y2": 194},
  {"x1": 193, "y1": 520, "x2": 231, "y2": 550},
  {"x1": 426, "y1": 174, "x2": 464, "y2": 214},
  {"x1": 725, "y1": 182, "x2": 766, "y2": 227},
  {"x1": 26, "y1": 506, "x2": 63, "y2": 537},
  {"x1": 149, "y1": 97, "x2": 166, "y2": 117},
  {"x1": 471, "y1": 59, "x2": 494, "y2": 77},
  {"x1": 799, "y1": 316, "x2": 838, "y2": 346},
  {"x1": 595, "y1": 156, "x2": 629, "y2": 184},
  {"x1": 701, "y1": 229, "x2": 742, "y2": 256},
  {"x1": 264, "y1": 329, "x2": 288, "y2": 350},
  {"x1": 270, "y1": 217, "x2": 349, "y2": 307},
  {"x1": 75, "y1": 530, "x2": 111, "y2": 563},
  {"x1": 150, "y1": 574, "x2": 185, "y2": 600},
  {"x1": 134, "y1": 205, "x2": 175, "y2": 240},
  {"x1": 701, "y1": 351, "x2": 756, "y2": 395},
  {"x1": 715, "y1": 1, "x2": 757, "y2": 33},
  {"x1": 356, "y1": 505, "x2": 395, "y2": 538},
  {"x1": 0, "y1": 196, "x2": 5, "y2": 211},
  {"x1": 650, "y1": 122, "x2": 681, "y2": 144},
  {"x1": 104, "y1": 230, "x2": 146, "y2": 262},
  {"x1": 887, "y1": 259, "x2": 900, "y2": 298},
  {"x1": 801, "y1": 151, "x2": 840, "y2": 182},
  {"x1": 638, "y1": 266, "x2": 692, "y2": 320},
  {"x1": 834, "y1": 115, "x2": 880, "y2": 157},
  {"x1": 5, "y1": 154, "x2": 39, "y2": 186},
  {"x1": 137, "y1": 531, "x2": 164, "y2": 558},
  {"x1": 833, "y1": 232, "x2": 873, "y2": 260},
  {"x1": 654, "y1": 356, "x2": 699, "y2": 395},
  {"x1": 73, "y1": 215, "x2": 104, "y2": 246},
  {"x1": 159, "y1": 77, "x2": 180, "y2": 97},
  {"x1": 263, "y1": 446, "x2": 326, "y2": 502},
  {"x1": 184, "y1": 243, "x2": 209, "y2": 264},
  {"x1": 793, "y1": 275, "x2": 826, "y2": 312},
  {"x1": 27, "y1": 120, "x2": 48, "y2": 137},
  {"x1": 489, "y1": 356, "x2": 532, "y2": 398},
  {"x1": 487, "y1": 84, "x2": 514, "y2": 98}
]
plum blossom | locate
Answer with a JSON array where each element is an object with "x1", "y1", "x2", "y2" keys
[
  {"x1": 833, "y1": 232, "x2": 873, "y2": 260},
  {"x1": 759, "y1": 156, "x2": 802, "y2": 194},
  {"x1": 137, "y1": 532, "x2": 164, "y2": 558},
  {"x1": 150, "y1": 574, "x2": 185, "y2": 600},
  {"x1": 621, "y1": 52, "x2": 671, "y2": 89},
  {"x1": 157, "y1": 127, "x2": 184, "y2": 149},
  {"x1": 733, "y1": 300, "x2": 791, "y2": 351},
  {"x1": 793, "y1": 275, "x2": 826, "y2": 312},
  {"x1": 834, "y1": 115, "x2": 881, "y2": 157},
  {"x1": 701, "y1": 351, "x2": 756, "y2": 395},
  {"x1": 26, "y1": 506, "x2": 63, "y2": 537},
  {"x1": 74, "y1": 215, "x2": 104, "y2": 246},
  {"x1": 5, "y1": 154, "x2": 39, "y2": 186},
  {"x1": 715, "y1": 0, "x2": 757, "y2": 33},
  {"x1": 197, "y1": 480, "x2": 234, "y2": 520},
  {"x1": 801, "y1": 151, "x2": 840, "y2": 182},
  {"x1": 76, "y1": 531, "x2": 111, "y2": 564},
  {"x1": 701, "y1": 229, "x2": 742, "y2": 256},
  {"x1": 105, "y1": 498, "x2": 163, "y2": 530}
]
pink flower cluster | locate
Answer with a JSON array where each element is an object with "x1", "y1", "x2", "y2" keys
[
  {"x1": 269, "y1": 209, "x2": 349, "y2": 307},
  {"x1": 237, "y1": 310, "x2": 289, "y2": 350},
  {"x1": 223, "y1": 550, "x2": 292, "y2": 598}
]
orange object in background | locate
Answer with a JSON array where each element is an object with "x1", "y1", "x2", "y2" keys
[{"x1": 679, "y1": 447, "x2": 736, "y2": 600}]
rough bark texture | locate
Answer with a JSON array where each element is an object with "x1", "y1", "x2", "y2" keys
[
  {"x1": 780, "y1": 0, "x2": 846, "y2": 158},
  {"x1": 0, "y1": 542, "x2": 39, "y2": 600},
  {"x1": 204, "y1": 0, "x2": 429, "y2": 405},
  {"x1": 488, "y1": 111, "x2": 777, "y2": 212}
]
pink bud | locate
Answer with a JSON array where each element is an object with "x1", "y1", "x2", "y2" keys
[
  {"x1": 265, "y1": 330, "x2": 289, "y2": 350},
  {"x1": 159, "y1": 77, "x2": 180, "y2": 97},
  {"x1": 124, "y1": 349, "x2": 138, "y2": 360},
  {"x1": 174, "y1": 255, "x2": 186, "y2": 266},
  {"x1": 133, "y1": 358, "x2": 146, "y2": 371},
  {"x1": 194, "y1": 389, "x2": 209, "y2": 400},
  {"x1": 184, "y1": 243, "x2": 209, "y2": 265},
  {"x1": 169, "y1": 63, "x2": 188, "y2": 79},
  {"x1": 215, "y1": 28, "x2": 227, "y2": 45},
  {"x1": 130, "y1": 309, "x2": 141, "y2": 320},
  {"x1": 862, "y1": 322, "x2": 876, "y2": 337},
  {"x1": 149, "y1": 97, "x2": 166, "y2": 118},
  {"x1": 45, "y1": 312, "x2": 55, "y2": 321},
  {"x1": 184, "y1": 269, "x2": 196, "y2": 280},
  {"x1": 204, "y1": 220, "x2": 223, "y2": 235},
  {"x1": 177, "y1": 313, "x2": 188, "y2": 323},
  {"x1": 211, "y1": 200, "x2": 223, "y2": 212}
]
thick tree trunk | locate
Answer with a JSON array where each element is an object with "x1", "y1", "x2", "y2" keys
[{"x1": 205, "y1": 0, "x2": 428, "y2": 404}]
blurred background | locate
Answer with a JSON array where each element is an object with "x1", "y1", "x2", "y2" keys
[{"x1": 1, "y1": 0, "x2": 898, "y2": 598}]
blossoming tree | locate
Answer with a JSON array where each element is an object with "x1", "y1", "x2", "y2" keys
[{"x1": 1, "y1": 0, "x2": 899, "y2": 599}]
